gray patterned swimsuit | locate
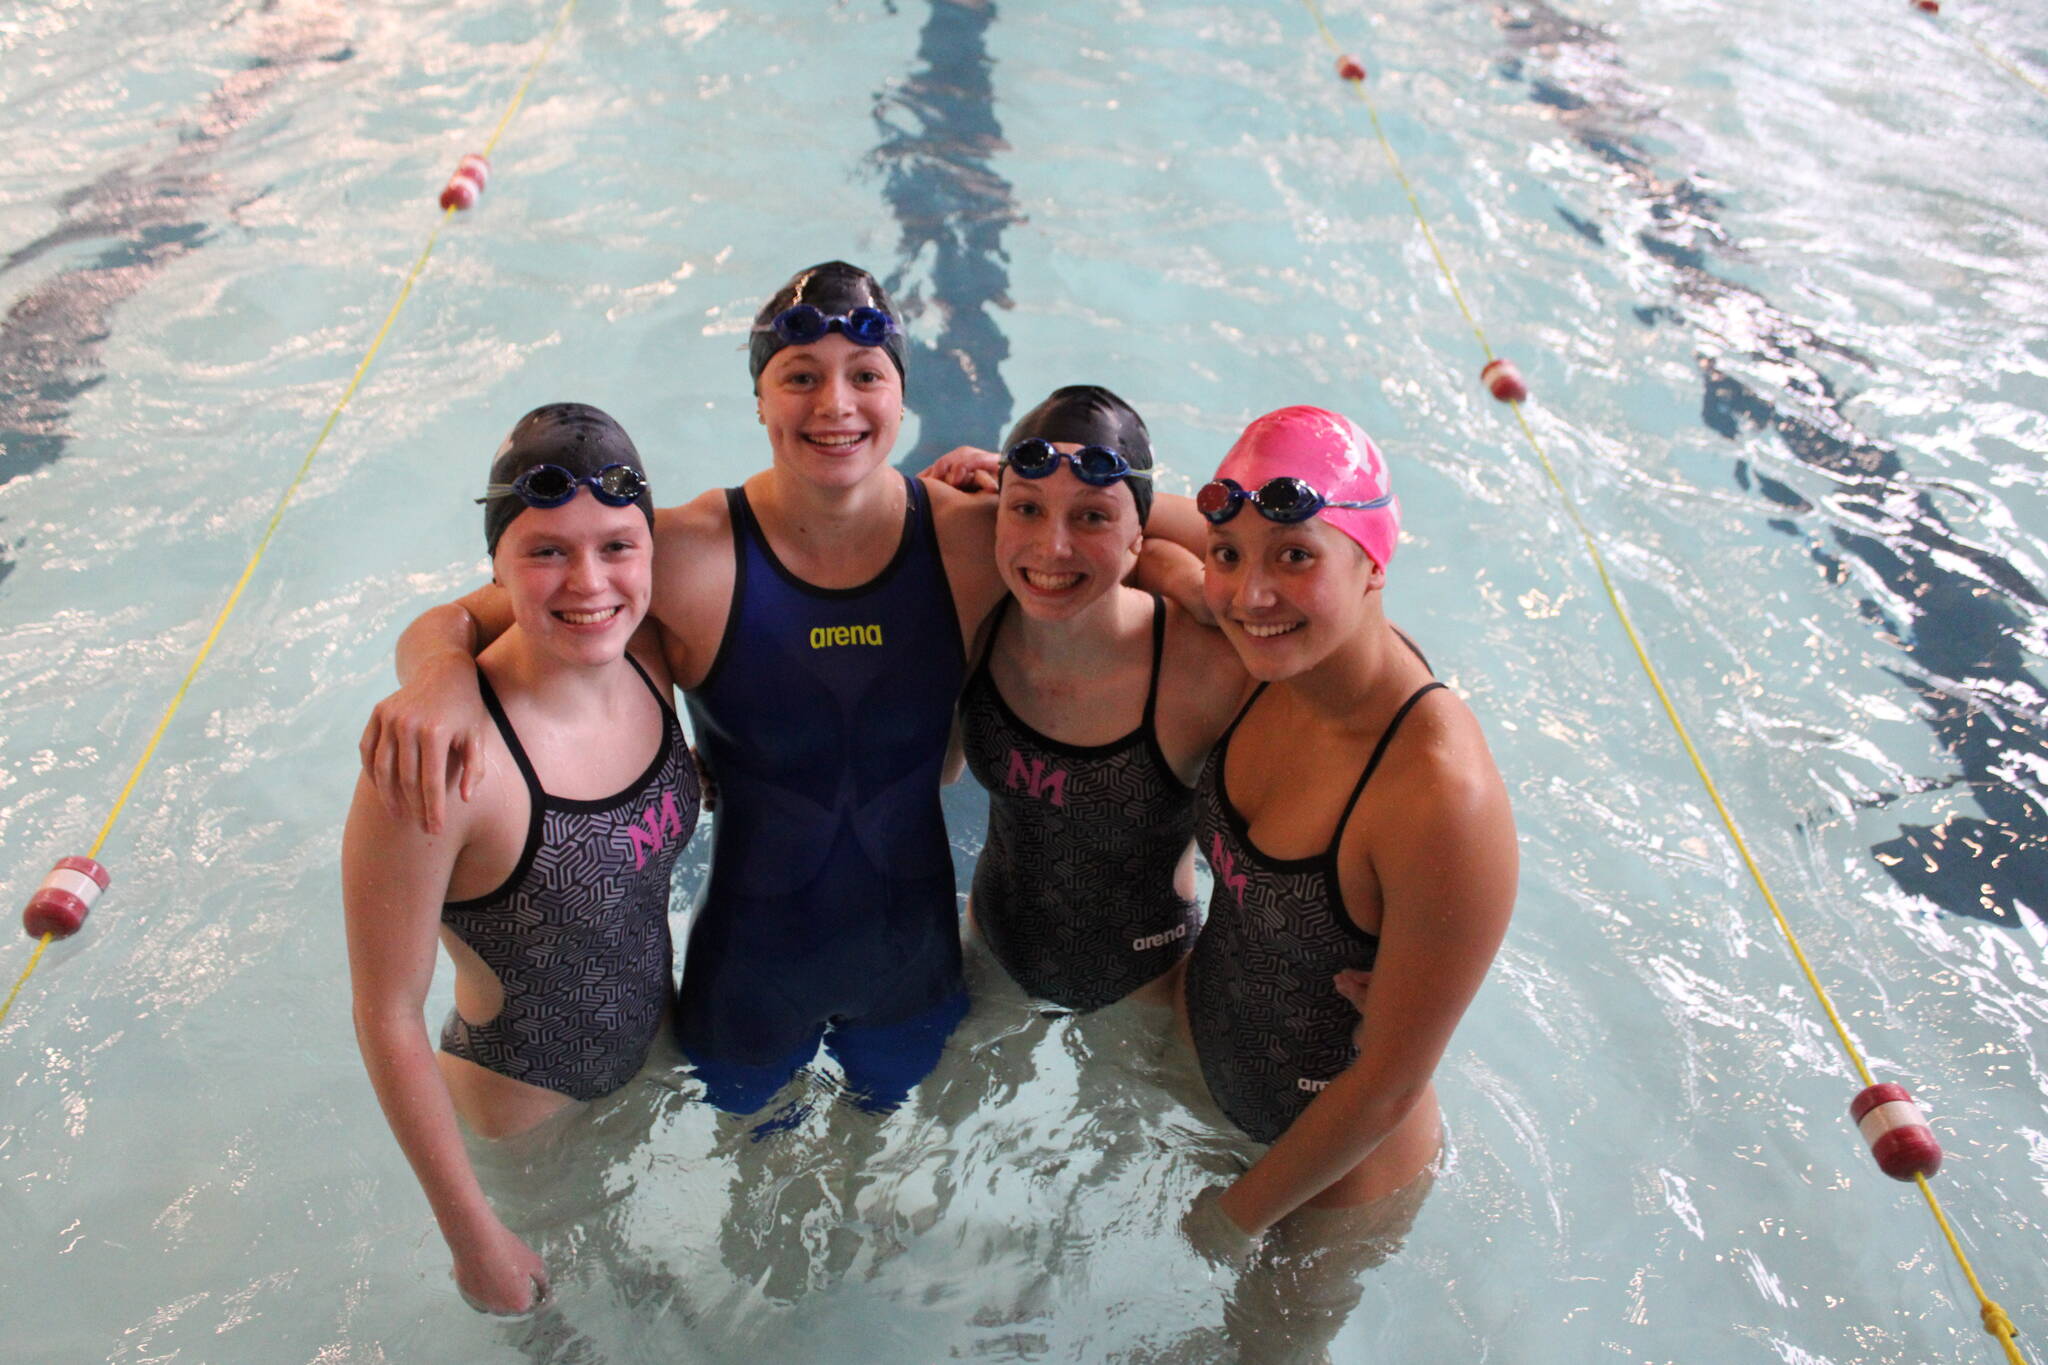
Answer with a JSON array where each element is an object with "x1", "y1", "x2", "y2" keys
[
  {"x1": 1185, "y1": 677, "x2": 1445, "y2": 1143},
  {"x1": 440, "y1": 655, "x2": 699, "y2": 1101},
  {"x1": 961, "y1": 595, "x2": 1202, "y2": 1011}
]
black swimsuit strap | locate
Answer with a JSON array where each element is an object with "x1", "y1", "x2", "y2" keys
[
  {"x1": 972, "y1": 594, "x2": 1015, "y2": 683},
  {"x1": 1139, "y1": 594, "x2": 1167, "y2": 733},
  {"x1": 622, "y1": 650, "x2": 670, "y2": 714},
  {"x1": 1332, "y1": 681, "x2": 1447, "y2": 837},
  {"x1": 476, "y1": 670, "x2": 545, "y2": 805},
  {"x1": 1392, "y1": 626, "x2": 1433, "y2": 675}
]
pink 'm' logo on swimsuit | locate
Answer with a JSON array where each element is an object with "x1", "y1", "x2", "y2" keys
[
  {"x1": 627, "y1": 790, "x2": 686, "y2": 870},
  {"x1": 1004, "y1": 749, "x2": 1068, "y2": 808},
  {"x1": 1209, "y1": 832, "x2": 1248, "y2": 907}
]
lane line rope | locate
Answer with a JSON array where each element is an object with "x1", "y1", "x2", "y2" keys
[
  {"x1": 1297, "y1": 2, "x2": 2029, "y2": 1359},
  {"x1": 2, "y1": 0, "x2": 581, "y2": 1030}
]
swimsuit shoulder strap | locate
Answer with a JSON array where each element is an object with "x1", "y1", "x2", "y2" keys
[
  {"x1": 1331, "y1": 681, "x2": 1448, "y2": 840},
  {"x1": 623, "y1": 650, "x2": 677, "y2": 719},
  {"x1": 1140, "y1": 593, "x2": 1167, "y2": 732},
  {"x1": 1213, "y1": 681, "x2": 1270, "y2": 772},
  {"x1": 725, "y1": 484, "x2": 758, "y2": 550},
  {"x1": 1392, "y1": 626, "x2": 1433, "y2": 675},
  {"x1": 971, "y1": 595, "x2": 1014, "y2": 682},
  {"x1": 476, "y1": 668, "x2": 545, "y2": 804}
]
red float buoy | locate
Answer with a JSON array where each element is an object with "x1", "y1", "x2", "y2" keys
[
  {"x1": 22, "y1": 856, "x2": 109, "y2": 940},
  {"x1": 1481, "y1": 357, "x2": 1529, "y2": 403},
  {"x1": 1336, "y1": 53, "x2": 1367, "y2": 83},
  {"x1": 438, "y1": 153, "x2": 490, "y2": 211},
  {"x1": 1913, "y1": 1, "x2": 1939, "y2": 13},
  {"x1": 1850, "y1": 1083, "x2": 1943, "y2": 1181}
]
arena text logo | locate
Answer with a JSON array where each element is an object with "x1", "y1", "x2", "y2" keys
[
  {"x1": 811, "y1": 624, "x2": 884, "y2": 649},
  {"x1": 1131, "y1": 922, "x2": 1189, "y2": 953},
  {"x1": 1296, "y1": 1076, "x2": 1331, "y2": 1093}
]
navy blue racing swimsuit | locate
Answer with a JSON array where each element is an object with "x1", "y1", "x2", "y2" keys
[
  {"x1": 960, "y1": 595, "x2": 1202, "y2": 1010},
  {"x1": 441, "y1": 655, "x2": 699, "y2": 1102},
  {"x1": 1184, "y1": 677, "x2": 1445, "y2": 1143},
  {"x1": 677, "y1": 473, "x2": 967, "y2": 1114}
]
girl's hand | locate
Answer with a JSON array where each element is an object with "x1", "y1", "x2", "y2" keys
[
  {"x1": 450, "y1": 1220, "x2": 551, "y2": 1316},
  {"x1": 1180, "y1": 1184, "x2": 1262, "y2": 1272},
  {"x1": 359, "y1": 655, "x2": 489, "y2": 835},
  {"x1": 1333, "y1": 968, "x2": 1372, "y2": 1050},
  {"x1": 921, "y1": 445, "x2": 1001, "y2": 493}
]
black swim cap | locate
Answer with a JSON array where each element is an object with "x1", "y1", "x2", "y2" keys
[
  {"x1": 482, "y1": 403, "x2": 654, "y2": 554},
  {"x1": 1002, "y1": 385, "x2": 1155, "y2": 525},
  {"x1": 748, "y1": 261, "x2": 908, "y2": 387}
]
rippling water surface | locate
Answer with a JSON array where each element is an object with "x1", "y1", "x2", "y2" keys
[{"x1": 3, "y1": 1, "x2": 2045, "y2": 1360}]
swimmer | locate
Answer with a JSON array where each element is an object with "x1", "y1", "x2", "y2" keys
[
  {"x1": 342, "y1": 404, "x2": 699, "y2": 1314},
  {"x1": 948, "y1": 385, "x2": 1248, "y2": 1010},
  {"x1": 1176, "y1": 407, "x2": 1516, "y2": 1359}
]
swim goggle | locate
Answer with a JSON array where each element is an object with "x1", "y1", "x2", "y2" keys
[
  {"x1": 756, "y1": 304, "x2": 899, "y2": 348},
  {"x1": 478, "y1": 463, "x2": 649, "y2": 509},
  {"x1": 1195, "y1": 476, "x2": 1390, "y2": 525},
  {"x1": 1003, "y1": 438, "x2": 1152, "y2": 487}
]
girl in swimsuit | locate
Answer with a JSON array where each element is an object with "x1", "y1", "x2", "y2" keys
[
  {"x1": 1177, "y1": 406, "x2": 1517, "y2": 1357},
  {"x1": 950, "y1": 385, "x2": 1247, "y2": 1010},
  {"x1": 343, "y1": 404, "x2": 699, "y2": 1314}
]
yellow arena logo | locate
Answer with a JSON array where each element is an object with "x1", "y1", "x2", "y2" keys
[{"x1": 810, "y1": 624, "x2": 885, "y2": 649}]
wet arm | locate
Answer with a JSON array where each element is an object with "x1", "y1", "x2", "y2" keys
[
  {"x1": 1132, "y1": 538, "x2": 1208, "y2": 625},
  {"x1": 341, "y1": 780, "x2": 502, "y2": 1267}
]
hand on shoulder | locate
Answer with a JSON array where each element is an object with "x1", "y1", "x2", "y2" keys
[{"x1": 921, "y1": 444, "x2": 1001, "y2": 493}]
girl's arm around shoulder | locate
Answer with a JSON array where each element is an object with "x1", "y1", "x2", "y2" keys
[
  {"x1": 360, "y1": 582, "x2": 513, "y2": 834},
  {"x1": 647, "y1": 492, "x2": 735, "y2": 692},
  {"x1": 925, "y1": 476, "x2": 1009, "y2": 646},
  {"x1": 1155, "y1": 599, "x2": 1255, "y2": 781}
]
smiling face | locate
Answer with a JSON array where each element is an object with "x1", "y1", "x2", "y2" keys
[
  {"x1": 492, "y1": 493, "x2": 653, "y2": 668},
  {"x1": 755, "y1": 334, "x2": 904, "y2": 490},
  {"x1": 996, "y1": 450, "x2": 1144, "y2": 623},
  {"x1": 1202, "y1": 509, "x2": 1384, "y2": 681}
]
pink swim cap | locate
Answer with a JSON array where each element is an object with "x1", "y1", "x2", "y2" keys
[{"x1": 1211, "y1": 406, "x2": 1400, "y2": 571}]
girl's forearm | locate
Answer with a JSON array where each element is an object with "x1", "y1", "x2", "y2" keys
[
  {"x1": 1217, "y1": 1070, "x2": 1426, "y2": 1235},
  {"x1": 353, "y1": 1010, "x2": 499, "y2": 1238}
]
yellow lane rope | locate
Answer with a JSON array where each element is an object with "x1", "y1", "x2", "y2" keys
[
  {"x1": 2, "y1": 0, "x2": 581, "y2": 1031},
  {"x1": 1297, "y1": 2, "x2": 2029, "y2": 1360},
  {"x1": 1940, "y1": 6, "x2": 2048, "y2": 102}
]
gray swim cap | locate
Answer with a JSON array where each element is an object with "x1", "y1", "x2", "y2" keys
[
  {"x1": 748, "y1": 261, "x2": 908, "y2": 387},
  {"x1": 482, "y1": 403, "x2": 654, "y2": 554},
  {"x1": 1002, "y1": 385, "x2": 1155, "y2": 525}
]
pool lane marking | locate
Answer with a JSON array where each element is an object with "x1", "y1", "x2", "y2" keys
[
  {"x1": 0, "y1": 0, "x2": 582, "y2": 1033},
  {"x1": 1296, "y1": 2, "x2": 2031, "y2": 1361}
]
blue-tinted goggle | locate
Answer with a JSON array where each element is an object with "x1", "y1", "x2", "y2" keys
[
  {"x1": 758, "y1": 304, "x2": 898, "y2": 349},
  {"x1": 478, "y1": 463, "x2": 649, "y2": 509},
  {"x1": 1196, "y1": 476, "x2": 1388, "y2": 526},
  {"x1": 1003, "y1": 438, "x2": 1151, "y2": 488}
]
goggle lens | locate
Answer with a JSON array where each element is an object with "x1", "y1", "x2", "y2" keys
[
  {"x1": 1257, "y1": 477, "x2": 1317, "y2": 520},
  {"x1": 1196, "y1": 478, "x2": 1244, "y2": 523}
]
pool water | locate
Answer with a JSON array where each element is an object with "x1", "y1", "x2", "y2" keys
[{"x1": 3, "y1": 0, "x2": 2045, "y2": 1360}]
